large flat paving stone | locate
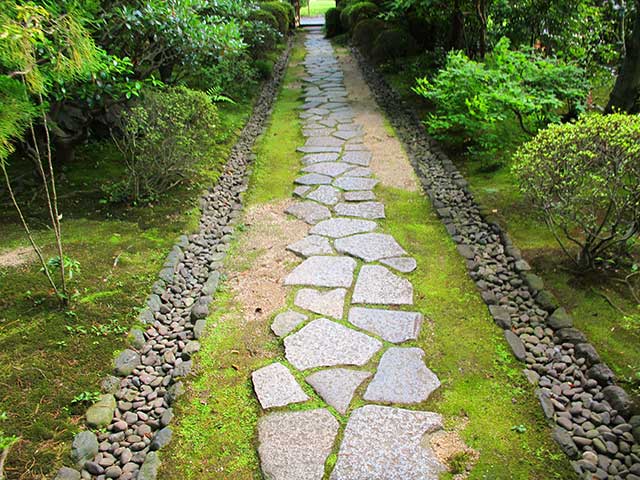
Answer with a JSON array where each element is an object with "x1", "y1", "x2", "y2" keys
[
  {"x1": 341, "y1": 151, "x2": 372, "y2": 166},
  {"x1": 310, "y1": 218, "x2": 377, "y2": 238},
  {"x1": 333, "y1": 177, "x2": 378, "y2": 191},
  {"x1": 305, "y1": 136, "x2": 344, "y2": 147},
  {"x1": 306, "y1": 368, "x2": 371, "y2": 414},
  {"x1": 342, "y1": 166, "x2": 372, "y2": 177},
  {"x1": 285, "y1": 201, "x2": 331, "y2": 225},
  {"x1": 335, "y1": 233, "x2": 406, "y2": 262},
  {"x1": 352, "y1": 265, "x2": 413, "y2": 305},
  {"x1": 272, "y1": 310, "x2": 309, "y2": 337},
  {"x1": 284, "y1": 318, "x2": 382, "y2": 370},
  {"x1": 258, "y1": 409, "x2": 339, "y2": 480},
  {"x1": 334, "y1": 202, "x2": 385, "y2": 219},
  {"x1": 306, "y1": 186, "x2": 341, "y2": 205},
  {"x1": 380, "y1": 257, "x2": 417, "y2": 273},
  {"x1": 252, "y1": 362, "x2": 309, "y2": 409},
  {"x1": 295, "y1": 173, "x2": 333, "y2": 186},
  {"x1": 344, "y1": 191, "x2": 376, "y2": 202},
  {"x1": 302, "y1": 153, "x2": 340, "y2": 165},
  {"x1": 348, "y1": 307, "x2": 422, "y2": 343},
  {"x1": 330, "y1": 405, "x2": 445, "y2": 480},
  {"x1": 287, "y1": 235, "x2": 334, "y2": 257},
  {"x1": 284, "y1": 256, "x2": 356, "y2": 288},
  {"x1": 297, "y1": 146, "x2": 342, "y2": 154},
  {"x1": 363, "y1": 347, "x2": 440, "y2": 403},
  {"x1": 294, "y1": 288, "x2": 346, "y2": 319},
  {"x1": 303, "y1": 162, "x2": 353, "y2": 177}
]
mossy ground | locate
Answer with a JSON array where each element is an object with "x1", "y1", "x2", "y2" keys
[{"x1": 0, "y1": 79, "x2": 256, "y2": 478}]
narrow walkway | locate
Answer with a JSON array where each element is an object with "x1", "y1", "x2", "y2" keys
[{"x1": 251, "y1": 28, "x2": 445, "y2": 479}]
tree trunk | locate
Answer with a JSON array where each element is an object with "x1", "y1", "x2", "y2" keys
[
  {"x1": 606, "y1": 0, "x2": 640, "y2": 113},
  {"x1": 476, "y1": 0, "x2": 487, "y2": 58},
  {"x1": 449, "y1": 0, "x2": 465, "y2": 51}
]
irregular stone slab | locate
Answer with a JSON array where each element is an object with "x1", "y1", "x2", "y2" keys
[
  {"x1": 306, "y1": 368, "x2": 371, "y2": 414},
  {"x1": 333, "y1": 177, "x2": 378, "y2": 191},
  {"x1": 294, "y1": 288, "x2": 346, "y2": 319},
  {"x1": 348, "y1": 307, "x2": 422, "y2": 343},
  {"x1": 334, "y1": 130, "x2": 362, "y2": 140},
  {"x1": 334, "y1": 202, "x2": 385, "y2": 219},
  {"x1": 341, "y1": 151, "x2": 372, "y2": 166},
  {"x1": 303, "y1": 162, "x2": 353, "y2": 177},
  {"x1": 302, "y1": 153, "x2": 340, "y2": 165},
  {"x1": 293, "y1": 185, "x2": 311, "y2": 197},
  {"x1": 352, "y1": 265, "x2": 413, "y2": 305},
  {"x1": 310, "y1": 218, "x2": 377, "y2": 238},
  {"x1": 284, "y1": 256, "x2": 356, "y2": 288},
  {"x1": 380, "y1": 257, "x2": 417, "y2": 273},
  {"x1": 305, "y1": 137, "x2": 344, "y2": 148},
  {"x1": 285, "y1": 202, "x2": 331, "y2": 225},
  {"x1": 344, "y1": 190, "x2": 376, "y2": 202},
  {"x1": 306, "y1": 185, "x2": 341, "y2": 205},
  {"x1": 297, "y1": 146, "x2": 342, "y2": 154},
  {"x1": 335, "y1": 233, "x2": 405, "y2": 262},
  {"x1": 343, "y1": 166, "x2": 372, "y2": 177},
  {"x1": 285, "y1": 318, "x2": 382, "y2": 370},
  {"x1": 287, "y1": 235, "x2": 334, "y2": 257},
  {"x1": 252, "y1": 362, "x2": 309, "y2": 409},
  {"x1": 364, "y1": 347, "x2": 440, "y2": 403},
  {"x1": 258, "y1": 409, "x2": 338, "y2": 480},
  {"x1": 294, "y1": 173, "x2": 332, "y2": 186},
  {"x1": 330, "y1": 405, "x2": 445, "y2": 480},
  {"x1": 272, "y1": 310, "x2": 308, "y2": 337}
]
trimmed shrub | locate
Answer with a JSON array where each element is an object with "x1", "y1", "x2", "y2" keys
[
  {"x1": 248, "y1": 10, "x2": 280, "y2": 52},
  {"x1": 325, "y1": 8, "x2": 343, "y2": 38},
  {"x1": 371, "y1": 27, "x2": 417, "y2": 64},
  {"x1": 280, "y1": 1, "x2": 296, "y2": 28},
  {"x1": 260, "y1": 2, "x2": 289, "y2": 35},
  {"x1": 110, "y1": 87, "x2": 218, "y2": 202},
  {"x1": 352, "y1": 18, "x2": 385, "y2": 56},
  {"x1": 346, "y1": 2, "x2": 379, "y2": 30},
  {"x1": 340, "y1": 6, "x2": 353, "y2": 31},
  {"x1": 512, "y1": 113, "x2": 640, "y2": 270}
]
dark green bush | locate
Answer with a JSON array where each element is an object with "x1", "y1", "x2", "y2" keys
[
  {"x1": 280, "y1": 1, "x2": 296, "y2": 27},
  {"x1": 260, "y1": 2, "x2": 290, "y2": 35},
  {"x1": 255, "y1": 59, "x2": 275, "y2": 79},
  {"x1": 352, "y1": 18, "x2": 385, "y2": 56},
  {"x1": 111, "y1": 86, "x2": 219, "y2": 202},
  {"x1": 325, "y1": 8, "x2": 343, "y2": 38},
  {"x1": 250, "y1": 9, "x2": 280, "y2": 37},
  {"x1": 346, "y1": 2, "x2": 379, "y2": 30},
  {"x1": 340, "y1": 6, "x2": 352, "y2": 31},
  {"x1": 371, "y1": 28, "x2": 417, "y2": 64}
]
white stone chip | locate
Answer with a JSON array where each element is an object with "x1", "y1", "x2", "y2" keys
[
  {"x1": 252, "y1": 362, "x2": 309, "y2": 409},
  {"x1": 352, "y1": 265, "x2": 413, "y2": 305}
]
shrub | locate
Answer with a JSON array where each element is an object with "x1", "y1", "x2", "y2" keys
[
  {"x1": 247, "y1": 10, "x2": 280, "y2": 53},
  {"x1": 340, "y1": 6, "x2": 353, "y2": 31},
  {"x1": 352, "y1": 19, "x2": 385, "y2": 56},
  {"x1": 255, "y1": 59, "x2": 275, "y2": 79},
  {"x1": 413, "y1": 37, "x2": 587, "y2": 162},
  {"x1": 260, "y1": 2, "x2": 290, "y2": 35},
  {"x1": 345, "y1": 1, "x2": 379, "y2": 30},
  {"x1": 325, "y1": 8, "x2": 343, "y2": 38},
  {"x1": 371, "y1": 27, "x2": 417, "y2": 64},
  {"x1": 512, "y1": 113, "x2": 640, "y2": 270},
  {"x1": 111, "y1": 86, "x2": 219, "y2": 202},
  {"x1": 280, "y1": 1, "x2": 296, "y2": 27}
]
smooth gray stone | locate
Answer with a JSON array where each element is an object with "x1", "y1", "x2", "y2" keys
[
  {"x1": 306, "y1": 368, "x2": 371, "y2": 414},
  {"x1": 114, "y1": 349, "x2": 140, "y2": 376},
  {"x1": 305, "y1": 136, "x2": 344, "y2": 147},
  {"x1": 252, "y1": 362, "x2": 309, "y2": 408},
  {"x1": 334, "y1": 202, "x2": 385, "y2": 219},
  {"x1": 303, "y1": 162, "x2": 353, "y2": 177},
  {"x1": 352, "y1": 265, "x2": 413, "y2": 305},
  {"x1": 306, "y1": 186, "x2": 341, "y2": 205},
  {"x1": 364, "y1": 347, "x2": 440, "y2": 403},
  {"x1": 285, "y1": 318, "x2": 382, "y2": 370},
  {"x1": 333, "y1": 177, "x2": 378, "y2": 191},
  {"x1": 54, "y1": 468, "x2": 81, "y2": 480},
  {"x1": 335, "y1": 233, "x2": 406, "y2": 262},
  {"x1": 334, "y1": 130, "x2": 363, "y2": 140},
  {"x1": 293, "y1": 185, "x2": 312, "y2": 197},
  {"x1": 287, "y1": 235, "x2": 334, "y2": 257},
  {"x1": 284, "y1": 256, "x2": 356, "y2": 288},
  {"x1": 71, "y1": 431, "x2": 98, "y2": 467},
  {"x1": 150, "y1": 426, "x2": 172, "y2": 450},
  {"x1": 380, "y1": 257, "x2": 417, "y2": 273},
  {"x1": 85, "y1": 394, "x2": 116, "y2": 428},
  {"x1": 348, "y1": 307, "x2": 422, "y2": 343},
  {"x1": 138, "y1": 451, "x2": 161, "y2": 480},
  {"x1": 310, "y1": 218, "x2": 378, "y2": 238},
  {"x1": 297, "y1": 146, "x2": 342, "y2": 154},
  {"x1": 342, "y1": 166, "x2": 372, "y2": 177},
  {"x1": 344, "y1": 191, "x2": 376, "y2": 201},
  {"x1": 330, "y1": 405, "x2": 445, "y2": 480},
  {"x1": 304, "y1": 127, "x2": 334, "y2": 137},
  {"x1": 285, "y1": 201, "x2": 332, "y2": 225},
  {"x1": 294, "y1": 173, "x2": 333, "y2": 186},
  {"x1": 341, "y1": 151, "x2": 372, "y2": 166},
  {"x1": 302, "y1": 153, "x2": 340, "y2": 165},
  {"x1": 294, "y1": 288, "x2": 346, "y2": 319},
  {"x1": 272, "y1": 310, "x2": 309, "y2": 337},
  {"x1": 258, "y1": 409, "x2": 338, "y2": 480}
]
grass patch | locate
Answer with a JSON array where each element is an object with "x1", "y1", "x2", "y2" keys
[{"x1": 302, "y1": 0, "x2": 334, "y2": 17}]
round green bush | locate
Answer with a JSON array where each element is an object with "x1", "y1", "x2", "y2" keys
[
  {"x1": 281, "y1": 1, "x2": 296, "y2": 27},
  {"x1": 250, "y1": 10, "x2": 280, "y2": 37},
  {"x1": 371, "y1": 28, "x2": 417, "y2": 64},
  {"x1": 340, "y1": 6, "x2": 353, "y2": 31},
  {"x1": 260, "y1": 2, "x2": 289, "y2": 35},
  {"x1": 325, "y1": 8, "x2": 343, "y2": 38},
  {"x1": 346, "y1": 2, "x2": 379, "y2": 30},
  {"x1": 352, "y1": 18, "x2": 385, "y2": 56}
]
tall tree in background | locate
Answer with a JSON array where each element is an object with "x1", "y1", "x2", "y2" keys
[{"x1": 607, "y1": 0, "x2": 640, "y2": 113}]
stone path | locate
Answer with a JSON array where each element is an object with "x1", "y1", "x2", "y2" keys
[{"x1": 251, "y1": 29, "x2": 445, "y2": 479}]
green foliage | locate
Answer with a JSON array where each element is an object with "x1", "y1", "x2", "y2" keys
[
  {"x1": 111, "y1": 86, "x2": 219, "y2": 203},
  {"x1": 260, "y1": 1, "x2": 291, "y2": 35},
  {"x1": 70, "y1": 390, "x2": 100, "y2": 405},
  {"x1": 325, "y1": 7, "x2": 344, "y2": 38},
  {"x1": 44, "y1": 256, "x2": 81, "y2": 281},
  {"x1": 413, "y1": 38, "x2": 587, "y2": 162},
  {"x1": 248, "y1": 9, "x2": 281, "y2": 51},
  {"x1": 352, "y1": 18, "x2": 386, "y2": 56},
  {"x1": 371, "y1": 27, "x2": 417, "y2": 64},
  {"x1": 512, "y1": 113, "x2": 640, "y2": 270}
]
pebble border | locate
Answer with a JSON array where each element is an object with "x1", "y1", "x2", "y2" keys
[
  {"x1": 54, "y1": 39, "x2": 294, "y2": 480},
  {"x1": 350, "y1": 46, "x2": 640, "y2": 479}
]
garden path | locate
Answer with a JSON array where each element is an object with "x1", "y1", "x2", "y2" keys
[{"x1": 250, "y1": 28, "x2": 447, "y2": 480}]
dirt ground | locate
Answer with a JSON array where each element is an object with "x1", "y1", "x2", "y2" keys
[{"x1": 0, "y1": 246, "x2": 35, "y2": 268}]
